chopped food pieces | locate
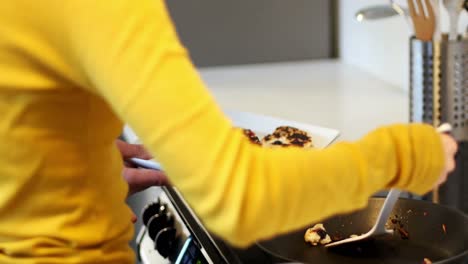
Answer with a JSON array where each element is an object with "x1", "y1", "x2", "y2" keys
[
  {"x1": 262, "y1": 134, "x2": 291, "y2": 147},
  {"x1": 304, "y1": 224, "x2": 332, "y2": 246},
  {"x1": 390, "y1": 215, "x2": 410, "y2": 240},
  {"x1": 423, "y1": 258, "x2": 432, "y2": 264},
  {"x1": 442, "y1": 224, "x2": 447, "y2": 234},
  {"x1": 397, "y1": 227, "x2": 410, "y2": 240},
  {"x1": 242, "y1": 126, "x2": 314, "y2": 148},
  {"x1": 262, "y1": 126, "x2": 313, "y2": 148},
  {"x1": 242, "y1": 129, "x2": 261, "y2": 145}
]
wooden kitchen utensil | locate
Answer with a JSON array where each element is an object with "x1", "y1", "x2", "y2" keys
[{"x1": 408, "y1": 0, "x2": 436, "y2": 41}]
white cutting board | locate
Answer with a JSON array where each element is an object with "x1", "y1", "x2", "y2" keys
[{"x1": 225, "y1": 110, "x2": 340, "y2": 149}]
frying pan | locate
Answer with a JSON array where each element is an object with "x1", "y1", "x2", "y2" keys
[{"x1": 257, "y1": 197, "x2": 468, "y2": 264}]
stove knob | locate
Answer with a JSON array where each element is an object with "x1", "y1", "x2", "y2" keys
[
  {"x1": 158, "y1": 204, "x2": 168, "y2": 214},
  {"x1": 141, "y1": 200, "x2": 161, "y2": 227},
  {"x1": 147, "y1": 212, "x2": 174, "y2": 241},
  {"x1": 154, "y1": 227, "x2": 178, "y2": 258}
]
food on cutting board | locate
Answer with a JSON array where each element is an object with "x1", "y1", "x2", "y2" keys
[
  {"x1": 242, "y1": 126, "x2": 314, "y2": 148},
  {"x1": 304, "y1": 224, "x2": 332, "y2": 246},
  {"x1": 242, "y1": 129, "x2": 261, "y2": 145},
  {"x1": 262, "y1": 126, "x2": 313, "y2": 148}
]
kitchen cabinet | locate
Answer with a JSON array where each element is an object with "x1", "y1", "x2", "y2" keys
[{"x1": 166, "y1": 0, "x2": 336, "y2": 67}]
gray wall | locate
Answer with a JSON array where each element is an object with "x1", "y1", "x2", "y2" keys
[{"x1": 166, "y1": 0, "x2": 334, "y2": 67}]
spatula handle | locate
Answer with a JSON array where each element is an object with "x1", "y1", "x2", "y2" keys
[{"x1": 372, "y1": 189, "x2": 402, "y2": 234}]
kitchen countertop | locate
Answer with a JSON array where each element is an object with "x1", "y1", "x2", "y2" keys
[{"x1": 199, "y1": 59, "x2": 410, "y2": 141}]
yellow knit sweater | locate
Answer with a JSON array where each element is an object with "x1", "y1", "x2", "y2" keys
[{"x1": 0, "y1": 0, "x2": 444, "y2": 263}]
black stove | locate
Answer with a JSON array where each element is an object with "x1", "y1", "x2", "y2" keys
[{"x1": 136, "y1": 186, "x2": 283, "y2": 264}]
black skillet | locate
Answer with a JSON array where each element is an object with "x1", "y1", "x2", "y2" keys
[{"x1": 257, "y1": 198, "x2": 468, "y2": 264}]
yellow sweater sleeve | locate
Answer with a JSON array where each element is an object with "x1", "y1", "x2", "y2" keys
[{"x1": 63, "y1": 0, "x2": 444, "y2": 246}]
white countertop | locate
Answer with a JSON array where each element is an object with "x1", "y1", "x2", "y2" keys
[{"x1": 200, "y1": 60, "x2": 410, "y2": 141}]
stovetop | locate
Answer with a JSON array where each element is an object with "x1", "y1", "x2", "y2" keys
[
  {"x1": 136, "y1": 186, "x2": 288, "y2": 264},
  {"x1": 136, "y1": 173, "x2": 468, "y2": 264}
]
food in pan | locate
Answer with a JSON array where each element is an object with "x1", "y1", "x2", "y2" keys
[
  {"x1": 262, "y1": 126, "x2": 314, "y2": 148},
  {"x1": 423, "y1": 258, "x2": 433, "y2": 264},
  {"x1": 304, "y1": 224, "x2": 331, "y2": 246},
  {"x1": 390, "y1": 215, "x2": 410, "y2": 239},
  {"x1": 242, "y1": 129, "x2": 261, "y2": 145}
]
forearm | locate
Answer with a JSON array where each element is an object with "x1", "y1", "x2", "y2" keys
[{"x1": 186, "y1": 123, "x2": 444, "y2": 246}]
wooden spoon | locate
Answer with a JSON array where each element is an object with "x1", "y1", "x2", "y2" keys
[{"x1": 408, "y1": 0, "x2": 436, "y2": 41}]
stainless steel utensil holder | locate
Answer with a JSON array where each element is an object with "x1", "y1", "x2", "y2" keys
[
  {"x1": 411, "y1": 36, "x2": 468, "y2": 213},
  {"x1": 410, "y1": 38, "x2": 434, "y2": 124},
  {"x1": 410, "y1": 36, "x2": 468, "y2": 141}
]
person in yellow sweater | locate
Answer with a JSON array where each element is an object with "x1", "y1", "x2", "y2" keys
[{"x1": 0, "y1": 0, "x2": 458, "y2": 263}]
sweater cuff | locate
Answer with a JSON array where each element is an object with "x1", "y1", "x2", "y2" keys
[{"x1": 400, "y1": 124, "x2": 445, "y2": 195}]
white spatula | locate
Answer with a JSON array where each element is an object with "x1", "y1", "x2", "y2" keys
[
  {"x1": 326, "y1": 124, "x2": 452, "y2": 248},
  {"x1": 129, "y1": 158, "x2": 163, "y2": 171},
  {"x1": 325, "y1": 188, "x2": 402, "y2": 248}
]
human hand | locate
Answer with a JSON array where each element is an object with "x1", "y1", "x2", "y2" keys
[
  {"x1": 433, "y1": 134, "x2": 458, "y2": 188},
  {"x1": 115, "y1": 139, "x2": 169, "y2": 196}
]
